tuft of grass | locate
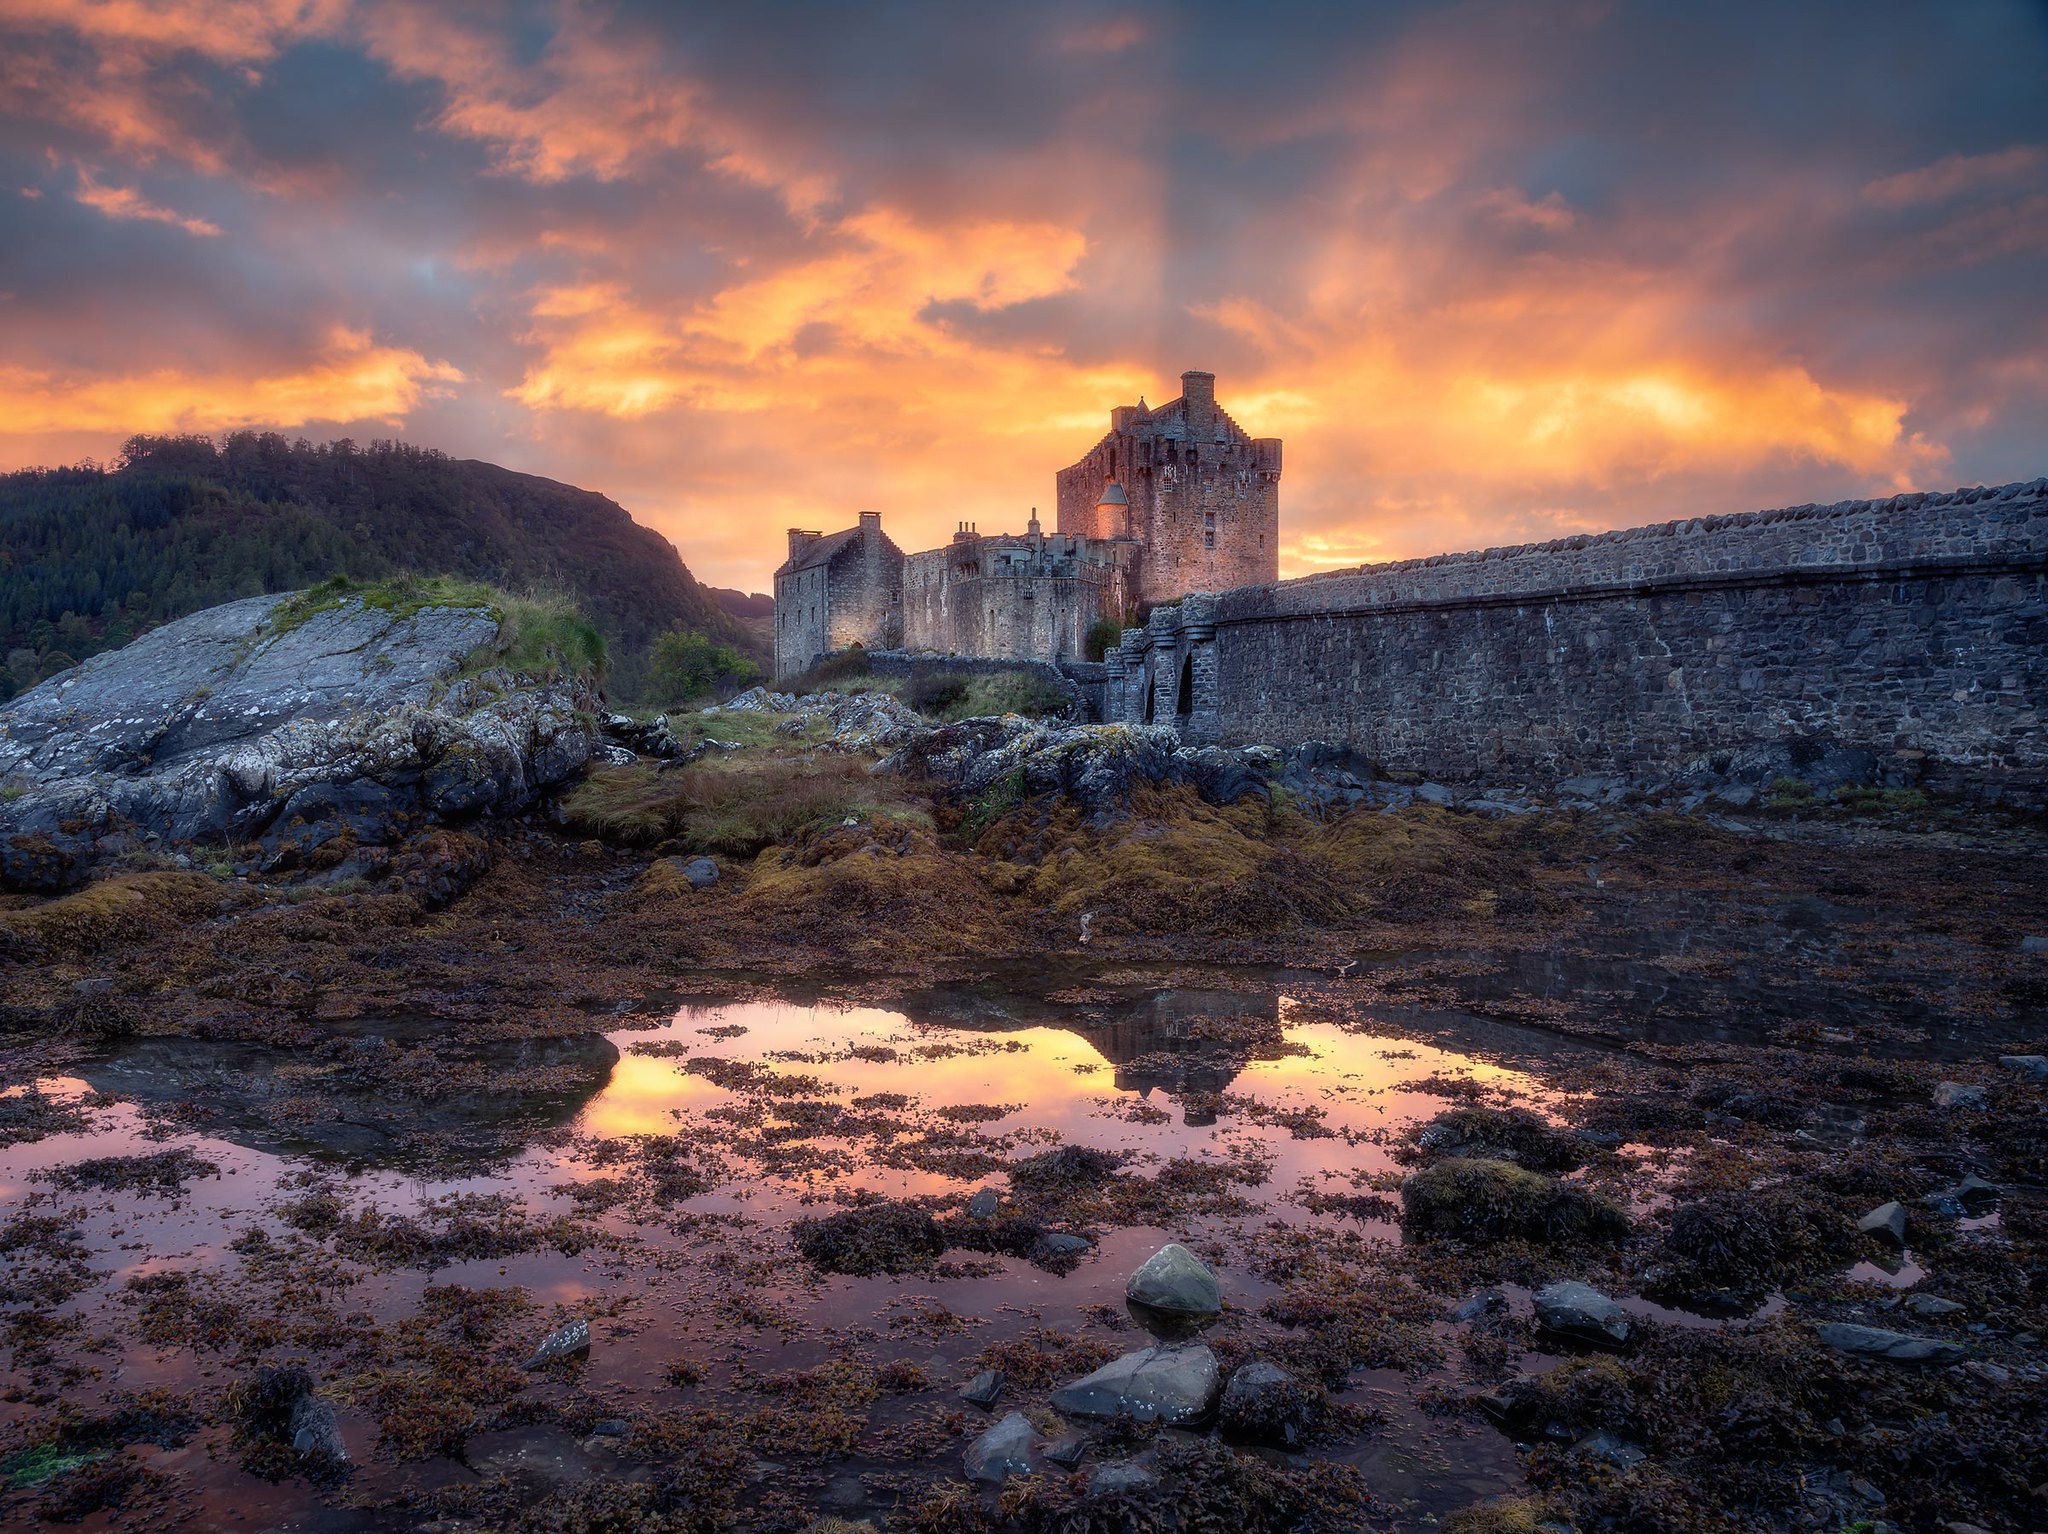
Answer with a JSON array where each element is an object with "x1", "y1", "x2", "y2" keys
[{"x1": 269, "y1": 574, "x2": 606, "y2": 686}]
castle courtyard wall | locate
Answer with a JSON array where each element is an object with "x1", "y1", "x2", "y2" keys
[{"x1": 1109, "y1": 480, "x2": 2048, "y2": 799}]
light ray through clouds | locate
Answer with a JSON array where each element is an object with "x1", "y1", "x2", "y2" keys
[{"x1": 0, "y1": 0, "x2": 2042, "y2": 589}]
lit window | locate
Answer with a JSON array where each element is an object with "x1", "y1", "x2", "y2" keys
[{"x1": 1204, "y1": 531, "x2": 1215, "y2": 549}]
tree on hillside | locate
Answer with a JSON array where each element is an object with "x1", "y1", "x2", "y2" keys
[{"x1": 646, "y1": 629, "x2": 761, "y2": 708}]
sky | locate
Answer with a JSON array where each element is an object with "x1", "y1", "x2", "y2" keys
[{"x1": 2, "y1": 1, "x2": 2044, "y2": 593}]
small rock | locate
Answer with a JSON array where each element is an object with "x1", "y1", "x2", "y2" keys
[
  {"x1": 1050, "y1": 1343, "x2": 1221, "y2": 1425},
  {"x1": 523, "y1": 1316, "x2": 591, "y2": 1370},
  {"x1": 960, "y1": 1369, "x2": 1004, "y2": 1410},
  {"x1": 1932, "y1": 1081, "x2": 1987, "y2": 1110},
  {"x1": 590, "y1": 1418, "x2": 629, "y2": 1438},
  {"x1": 681, "y1": 856, "x2": 719, "y2": 889},
  {"x1": 1125, "y1": 1242, "x2": 1221, "y2": 1321},
  {"x1": 2020, "y1": 935, "x2": 2048, "y2": 954},
  {"x1": 1533, "y1": 1280, "x2": 1630, "y2": 1346},
  {"x1": 1032, "y1": 1231, "x2": 1093, "y2": 1261},
  {"x1": 1998, "y1": 1054, "x2": 2048, "y2": 1081},
  {"x1": 1849, "y1": 1476, "x2": 1885, "y2": 1504},
  {"x1": 1954, "y1": 1173, "x2": 1999, "y2": 1207},
  {"x1": 1857, "y1": 1201, "x2": 1908, "y2": 1246},
  {"x1": 1043, "y1": 1434, "x2": 1087, "y2": 1468},
  {"x1": 963, "y1": 1411, "x2": 1039, "y2": 1484},
  {"x1": 1572, "y1": 1430, "x2": 1646, "y2": 1469},
  {"x1": 1448, "y1": 1289, "x2": 1508, "y2": 1324},
  {"x1": 1416, "y1": 781, "x2": 1455, "y2": 806},
  {"x1": 1816, "y1": 1322, "x2": 1967, "y2": 1366},
  {"x1": 1089, "y1": 1461, "x2": 1159, "y2": 1495},
  {"x1": 967, "y1": 1187, "x2": 999, "y2": 1218},
  {"x1": 1945, "y1": 1522, "x2": 1995, "y2": 1534},
  {"x1": 1904, "y1": 1294, "x2": 1964, "y2": 1318},
  {"x1": 288, "y1": 1394, "x2": 347, "y2": 1461}
]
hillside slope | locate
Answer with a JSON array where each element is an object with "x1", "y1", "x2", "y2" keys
[{"x1": 0, "y1": 432, "x2": 760, "y2": 701}]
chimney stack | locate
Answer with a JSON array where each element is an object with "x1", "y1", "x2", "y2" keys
[
  {"x1": 788, "y1": 528, "x2": 822, "y2": 562},
  {"x1": 1180, "y1": 370, "x2": 1216, "y2": 436}
]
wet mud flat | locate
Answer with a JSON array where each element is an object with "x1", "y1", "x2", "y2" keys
[{"x1": 0, "y1": 816, "x2": 2044, "y2": 1532}]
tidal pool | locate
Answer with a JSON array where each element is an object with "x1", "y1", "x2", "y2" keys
[{"x1": 0, "y1": 984, "x2": 1607, "y2": 1528}]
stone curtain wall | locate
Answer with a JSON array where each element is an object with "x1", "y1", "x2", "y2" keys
[
  {"x1": 1107, "y1": 480, "x2": 2048, "y2": 798},
  {"x1": 905, "y1": 551, "x2": 1117, "y2": 661}
]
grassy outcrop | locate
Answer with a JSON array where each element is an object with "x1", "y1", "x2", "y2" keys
[{"x1": 271, "y1": 574, "x2": 608, "y2": 687}]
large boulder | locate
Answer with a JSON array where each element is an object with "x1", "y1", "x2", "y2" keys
[
  {"x1": 1050, "y1": 1343, "x2": 1221, "y2": 1426},
  {"x1": 0, "y1": 593, "x2": 602, "y2": 889},
  {"x1": 1125, "y1": 1242, "x2": 1222, "y2": 1321}
]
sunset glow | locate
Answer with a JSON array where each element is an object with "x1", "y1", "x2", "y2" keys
[{"x1": 2, "y1": 0, "x2": 2042, "y2": 588}]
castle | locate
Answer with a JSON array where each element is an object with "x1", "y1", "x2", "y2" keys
[{"x1": 773, "y1": 370, "x2": 1281, "y2": 678}]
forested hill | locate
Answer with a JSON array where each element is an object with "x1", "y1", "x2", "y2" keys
[{"x1": 0, "y1": 433, "x2": 761, "y2": 701}]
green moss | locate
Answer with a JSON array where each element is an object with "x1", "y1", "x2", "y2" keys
[{"x1": 565, "y1": 757, "x2": 926, "y2": 854}]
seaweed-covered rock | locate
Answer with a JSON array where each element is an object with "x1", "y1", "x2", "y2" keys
[
  {"x1": 1050, "y1": 1343, "x2": 1222, "y2": 1425},
  {"x1": 792, "y1": 1201, "x2": 946, "y2": 1275},
  {"x1": 1932, "y1": 1081, "x2": 1987, "y2": 1110},
  {"x1": 1656, "y1": 1183, "x2": 1854, "y2": 1297},
  {"x1": 1414, "y1": 1106, "x2": 1586, "y2": 1172},
  {"x1": 1217, "y1": 1360, "x2": 1323, "y2": 1447},
  {"x1": 1400, "y1": 1158, "x2": 1627, "y2": 1243}
]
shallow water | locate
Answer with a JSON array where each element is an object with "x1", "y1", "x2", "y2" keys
[{"x1": 0, "y1": 983, "x2": 1594, "y2": 1526}]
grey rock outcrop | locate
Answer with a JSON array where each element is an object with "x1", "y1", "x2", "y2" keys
[
  {"x1": 1125, "y1": 1242, "x2": 1222, "y2": 1321},
  {"x1": 1817, "y1": 1322, "x2": 1967, "y2": 1366},
  {"x1": 1533, "y1": 1280, "x2": 1631, "y2": 1345},
  {"x1": 0, "y1": 594, "x2": 603, "y2": 888},
  {"x1": 1050, "y1": 1343, "x2": 1221, "y2": 1425}
]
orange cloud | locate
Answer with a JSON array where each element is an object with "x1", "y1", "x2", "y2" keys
[
  {"x1": 509, "y1": 207, "x2": 1092, "y2": 420},
  {"x1": 72, "y1": 167, "x2": 219, "y2": 233},
  {"x1": 0, "y1": 327, "x2": 461, "y2": 436}
]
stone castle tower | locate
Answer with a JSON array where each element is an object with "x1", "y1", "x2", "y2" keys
[{"x1": 1053, "y1": 370, "x2": 1281, "y2": 606}]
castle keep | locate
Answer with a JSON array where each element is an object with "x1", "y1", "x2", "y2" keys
[{"x1": 773, "y1": 370, "x2": 1278, "y2": 677}]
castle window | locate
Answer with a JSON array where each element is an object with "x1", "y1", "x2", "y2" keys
[{"x1": 1204, "y1": 531, "x2": 1216, "y2": 549}]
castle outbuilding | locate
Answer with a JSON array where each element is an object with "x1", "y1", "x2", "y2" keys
[{"x1": 772, "y1": 371, "x2": 1278, "y2": 677}]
